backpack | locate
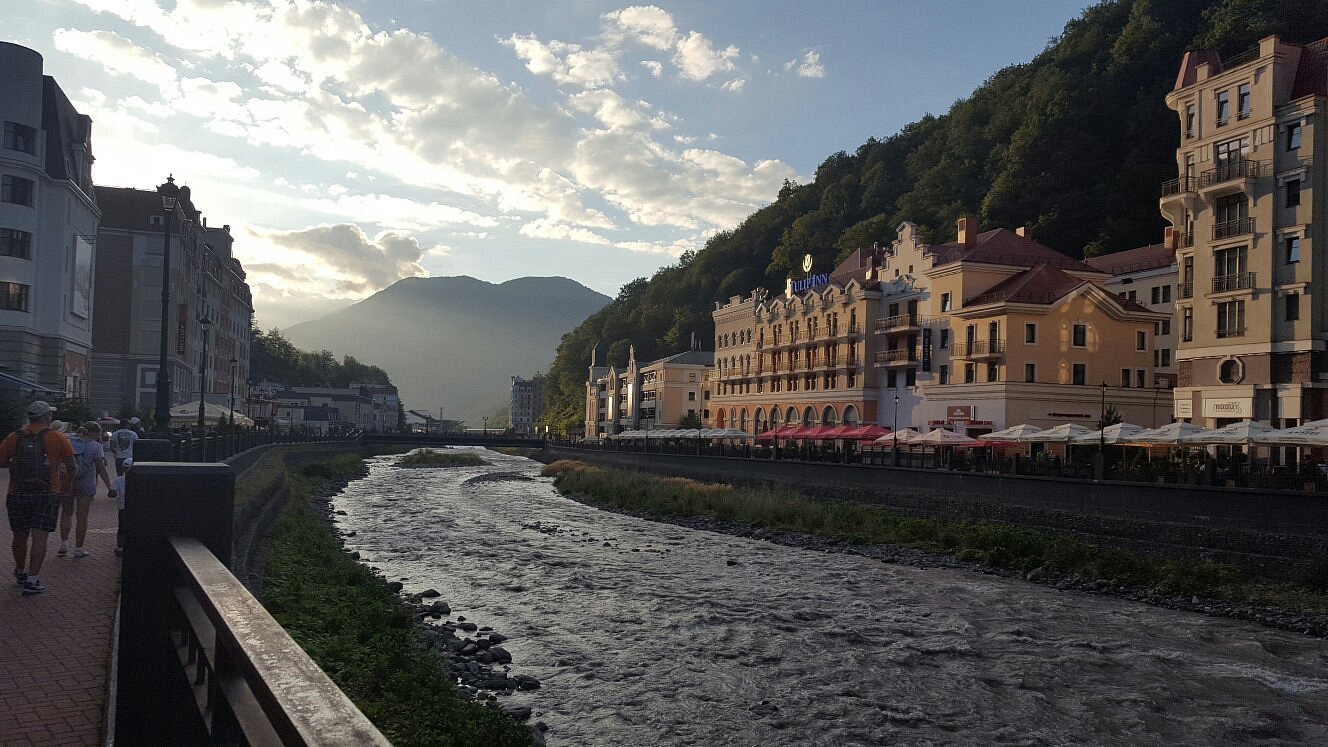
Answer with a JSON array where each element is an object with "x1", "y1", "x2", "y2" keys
[
  {"x1": 73, "y1": 438, "x2": 96, "y2": 484},
  {"x1": 10, "y1": 428, "x2": 52, "y2": 492}
]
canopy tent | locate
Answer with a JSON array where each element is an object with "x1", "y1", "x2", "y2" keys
[
  {"x1": 842, "y1": 424, "x2": 890, "y2": 441},
  {"x1": 912, "y1": 428, "x2": 979, "y2": 446},
  {"x1": 168, "y1": 402, "x2": 254, "y2": 426},
  {"x1": 982, "y1": 424, "x2": 1044, "y2": 442},
  {"x1": 875, "y1": 428, "x2": 922, "y2": 444},
  {"x1": 1071, "y1": 422, "x2": 1148, "y2": 445},
  {"x1": 1019, "y1": 423, "x2": 1094, "y2": 443},
  {"x1": 819, "y1": 425, "x2": 855, "y2": 439},
  {"x1": 788, "y1": 425, "x2": 826, "y2": 439},
  {"x1": 1179, "y1": 419, "x2": 1279, "y2": 445},
  {"x1": 1254, "y1": 422, "x2": 1328, "y2": 447},
  {"x1": 1128, "y1": 421, "x2": 1209, "y2": 445}
]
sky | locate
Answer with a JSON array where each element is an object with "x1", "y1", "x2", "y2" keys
[{"x1": 11, "y1": 0, "x2": 1091, "y2": 329}]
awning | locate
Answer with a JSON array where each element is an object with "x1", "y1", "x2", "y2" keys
[
  {"x1": 843, "y1": 425, "x2": 890, "y2": 441},
  {"x1": 0, "y1": 370, "x2": 59, "y2": 394},
  {"x1": 819, "y1": 425, "x2": 855, "y2": 439}
]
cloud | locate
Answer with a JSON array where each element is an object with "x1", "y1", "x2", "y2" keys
[
  {"x1": 785, "y1": 50, "x2": 826, "y2": 79},
  {"x1": 639, "y1": 60, "x2": 663, "y2": 78},
  {"x1": 52, "y1": 28, "x2": 178, "y2": 93},
  {"x1": 673, "y1": 31, "x2": 738, "y2": 81},
  {"x1": 721, "y1": 78, "x2": 746, "y2": 93},
  {"x1": 603, "y1": 6, "x2": 678, "y2": 50},
  {"x1": 501, "y1": 34, "x2": 621, "y2": 89},
  {"x1": 255, "y1": 223, "x2": 428, "y2": 293}
]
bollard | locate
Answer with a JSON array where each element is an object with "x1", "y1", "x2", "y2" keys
[
  {"x1": 133, "y1": 438, "x2": 175, "y2": 462},
  {"x1": 116, "y1": 463, "x2": 235, "y2": 745}
]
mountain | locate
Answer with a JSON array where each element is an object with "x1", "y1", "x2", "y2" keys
[
  {"x1": 283, "y1": 276, "x2": 609, "y2": 423},
  {"x1": 539, "y1": 0, "x2": 1328, "y2": 432}
]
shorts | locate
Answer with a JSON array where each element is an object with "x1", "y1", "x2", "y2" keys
[
  {"x1": 115, "y1": 458, "x2": 128, "y2": 476},
  {"x1": 7, "y1": 491, "x2": 59, "y2": 533}
]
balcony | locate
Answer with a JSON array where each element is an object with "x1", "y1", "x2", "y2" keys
[
  {"x1": 873, "y1": 349, "x2": 918, "y2": 368},
  {"x1": 874, "y1": 314, "x2": 923, "y2": 334},
  {"x1": 952, "y1": 339, "x2": 1006, "y2": 360},
  {"x1": 1211, "y1": 272, "x2": 1255, "y2": 294},
  {"x1": 1213, "y1": 217, "x2": 1254, "y2": 241},
  {"x1": 1198, "y1": 159, "x2": 1265, "y2": 193},
  {"x1": 1178, "y1": 281, "x2": 1194, "y2": 299},
  {"x1": 1160, "y1": 176, "x2": 1196, "y2": 198},
  {"x1": 1177, "y1": 231, "x2": 1194, "y2": 248}
]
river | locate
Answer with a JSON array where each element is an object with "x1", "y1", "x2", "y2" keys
[{"x1": 332, "y1": 448, "x2": 1328, "y2": 746}]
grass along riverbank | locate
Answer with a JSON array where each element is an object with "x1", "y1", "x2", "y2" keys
[
  {"x1": 261, "y1": 455, "x2": 533, "y2": 746},
  {"x1": 542, "y1": 460, "x2": 1328, "y2": 635},
  {"x1": 398, "y1": 449, "x2": 488, "y2": 467}
]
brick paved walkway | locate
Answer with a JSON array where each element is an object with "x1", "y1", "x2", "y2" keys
[{"x1": 0, "y1": 471, "x2": 120, "y2": 746}]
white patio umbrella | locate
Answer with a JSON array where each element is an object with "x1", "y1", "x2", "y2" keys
[
  {"x1": 1179, "y1": 420, "x2": 1279, "y2": 445},
  {"x1": 1256, "y1": 422, "x2": 1328, "y2": 447},
  {"x1": 169, "y1": 402, "x2": 254, "y2": 426},
  {"x1": 1071, "y1": 422, "x2": 1147, "y2": 445},
  {"x1": 1019, "y1": 423, "x2": 1094, "y2": 443},
  {"x1": 874, "y1": 427, "x2": 922, "y2": 444},
  {"x1": 912, "y1": 428, "x2": 979, "y2": 446},
  {"x1": 714, "y1": 428, "x2": 754, "y2": 439},
  {"x1": 674, "y1": 428, "x2": 702, "y2": 439},
  {"x1": 1129, "y1": 421, "x2": 1209, "y2": 444},
  {"x1": 982, "y1": 424, "x2": 1044, "y2": 442}
]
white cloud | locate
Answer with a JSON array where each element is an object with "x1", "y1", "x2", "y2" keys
[
  {"x1": 502, "y1": 34, "x2": 621, "y2": 89},
  {"x1": 721, "y1": 78, "x2": 746, "y2": 93},
  {"x1": 673, "y1": 31, "x2": 738, "y2": 81},
  {"x1": 784, "y1": 50, "x2": 826, "y2": 79},
  {"x1": 640, "y1": 60, "x2": 663, "y2": 78},
  {"x1": 518, "y1": 218, "x2": 612, "y2": 245},
  {"x1": 52, "y1": 28, "x2": 179, "y2": 93},
  {"x1": 251, "y1": 223, "x2": 429, "y2": 294},
  {"x1": 604, "y1": 6, "x2": 678, "y2": 51}
]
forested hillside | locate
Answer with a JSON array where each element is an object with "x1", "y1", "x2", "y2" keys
[
  {"x1": 541, "y1": 0, "x2": 1328, "y2": 433},
  {"x1": 251, "y1": 327, "x2": 393, "y2": 388}
]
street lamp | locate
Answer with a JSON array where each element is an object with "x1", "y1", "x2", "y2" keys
[
  {"x1": 1096, "y1": 381, "x2": 1108, "y2": 481},
  {"x1": 196, "y1": 315, "x2": 212, "y2": 429},
  {"x1": 154, "y1": 176, "x2": 180, "y2": 432},
  {"x1": 482, "y1": 416, "x2": 488, "y2": 436},
  {"x1": 892, "y1": 393, "x2": 900, "y2": 466},
  {"x1": 1152, "y1": 382, "x2": 1162, "y2": 428},
  {"x1": 228, "y1": 356, "x2": 238, "y2": 427}
]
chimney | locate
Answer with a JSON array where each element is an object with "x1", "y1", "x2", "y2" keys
[
  {"x1": 1163, "y1": 226, "x2": 1175, "y2": 250},
  {"x1": 957, "y1": 216, "x2": 978, "y2": 248},
  {"x1": 1015, "y1": 225, "x2": 1031, "y2": 239}
]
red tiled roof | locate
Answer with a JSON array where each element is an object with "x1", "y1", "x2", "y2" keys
[
  {"x1": 929, "y1": 228, "x2": 1099, "y2": 273},
  {"x1": 1084, "y1": 243, "x2": 1174, "y2": 276},
  {"x1": 1292, "y1": 39, "x2": 1328, "y2": 100},
  {"x1": 828, "y1": 246, "x2": 878, "y2": 286},
  {"x1": 1174, "y1": 50, "x2": 1223, "y2": 90},
  {"x1": 964, "y1": 265, "x2": 1083, "y2": 306}
]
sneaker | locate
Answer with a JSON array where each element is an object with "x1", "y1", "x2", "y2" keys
[
  {"x1": 14, "y1": 571, "x2": 26, "y2": 588},
  {"x1": 57, "y1": 546, "x2": 68, "y2": 557},
  {"x1": 21, "y1": 580, "x2": 45, "y2": 596},
  {"x1": 73, "y1": 548, "x2": 89, "y2": 558}
]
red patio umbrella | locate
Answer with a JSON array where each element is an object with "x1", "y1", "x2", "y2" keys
[
  {"x1": 819, "y1": 425, "x2": 855, "y2": 439},
  {"x1": 788, "y1": 425, "x2": 824, "y2": 439},
  {"x1": 844, "y1": 425, "x2": 890, "y2": 440}
]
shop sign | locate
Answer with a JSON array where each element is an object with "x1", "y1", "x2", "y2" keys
[
  {"x1": 1203, "y1": 398, "x2": 1251, "y2": 418},
  {"x1": 1175, "y1": 399, "x2": 1193, "y2": 418},
  {"x1": 791, "y1": 273, "x2": 830, "y2": 294},
  {"x1": 929, "y1": 419, "x2": 948, "y2": 426},
  {"x1": 1046, "y1": 411, "x2": 1093, "y2": 420},
  {"x1": 921, "y1": 328, "x2": 932, "y2": 372},
  {"x1": 946, "y1": 405, "x2": 973, "y2": 420}
]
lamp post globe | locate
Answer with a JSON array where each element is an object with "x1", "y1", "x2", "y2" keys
[
  {"x1": 153, "y1": 175, "x2": 180, "y2": 433},
  {"x1": 197, "y1": 315, "x2": 213, "y2": 429}
]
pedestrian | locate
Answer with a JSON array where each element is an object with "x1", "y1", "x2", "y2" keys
[
  {"x1": 128, "y1": 416, "x2": 145, "y2": 438},
  {"x1": 110, "y1": 419, "x2": 138, "y2": 476},
  {"x1": 57, "y1": 422, "x2": 117, "y2": 558},
  {"x1": 0, "y1": 401, "x2": 76, "y2": 595},
  {"x1": 113, "y1": 458, "x2": 130, "y2": 556}
]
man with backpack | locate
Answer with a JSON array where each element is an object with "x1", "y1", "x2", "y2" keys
[
  {"x1": 109, "y1": 419, "x2": 138, "y2": 476},
  {"x1": 57, "y1": 422, "x2": 117, "y2": 559},
  {"x1": 1, "y1": 401, "x2": 76, "y2": 595}
]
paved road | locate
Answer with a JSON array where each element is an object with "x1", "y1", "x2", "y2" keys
[{"x1": 0, "y1": 470, "x2": 120, "y2": 746}]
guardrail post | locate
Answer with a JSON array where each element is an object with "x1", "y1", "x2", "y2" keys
[{"x1": 117, "y1": 463, "x2": 235, "y2": 746}]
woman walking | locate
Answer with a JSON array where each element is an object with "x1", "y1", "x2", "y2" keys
[{"x1": 58, "y1": 422, "x2": 116, "y2": 558}]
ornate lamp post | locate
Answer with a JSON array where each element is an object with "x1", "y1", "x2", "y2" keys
[
  {"x1": 228, "y1": 356, "x2": 238, "y2": 427},
  {"x1": 892, "y1": 393, "x2": 900, "y2": 467},
  {"x1": 154, "y1": 176, "x2": 180, "y2": 432},
  {"x1": 196, "y1": 315, "x2": 212, "y2": 429}
]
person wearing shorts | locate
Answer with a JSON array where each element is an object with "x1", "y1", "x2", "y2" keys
[
  {"x1": 57, "y1": 422, "x2": 117, "y2": 559},
  {"x1": 1, "y1": 401, "x2": 76, "y2": 596}
]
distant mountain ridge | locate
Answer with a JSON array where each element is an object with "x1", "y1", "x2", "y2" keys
[{"x1": 284, "y1": 276, "x2": 609, "y2": 423}]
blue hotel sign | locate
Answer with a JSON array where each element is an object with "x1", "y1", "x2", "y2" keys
[{"x1": 791, "y1": 273, "x2": 830, "y2": 293}]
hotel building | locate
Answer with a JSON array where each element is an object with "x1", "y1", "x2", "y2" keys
[
  {"x1": 585, "y1": 345, "x2": 712, "y2": 439},
  {"x1": 0, "y1": 43, "x2": 100, "y2": 398},
  {"x1": 510, "y1": 374, "x2": 544, "y2": 435},
  {"x1": 1085, "y1": 241, "x2": 1180, "y2": 391},
  {"x1": 1162, "y1": 35, "x2": 1328, "y2": 428}
]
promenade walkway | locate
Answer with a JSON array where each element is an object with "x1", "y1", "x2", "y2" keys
[{"x1": 0, "y1": 470, "x2": 120, "y2": 746}]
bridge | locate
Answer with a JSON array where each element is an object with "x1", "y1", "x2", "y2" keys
[{"x1": 361, "y1": 432, "x2": 545, "y2": 449}]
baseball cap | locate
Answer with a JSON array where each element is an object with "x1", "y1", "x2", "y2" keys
[
  {"x1": 26, "y1": 401, "x2": 55, "y2": 418},
  {"x1": 129, "y1": 416, "x2": 141, "y2": 425}
]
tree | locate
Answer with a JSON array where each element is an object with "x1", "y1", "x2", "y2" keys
[
  {"x1": 679, "y1": 412, "x2": 702, "y2": 428},
  {"x1": 1098, "y1": 403, "x2": 1124, "y2": 430}
]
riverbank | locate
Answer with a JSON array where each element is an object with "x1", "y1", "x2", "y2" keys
[
  {"x1": 542, "y1": 459, "x2": 1328, "y2": 637},
  {"x1": 259, "y1": 453, "x2": 536, "y2": 746}
]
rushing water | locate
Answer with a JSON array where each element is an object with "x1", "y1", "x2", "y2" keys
[{"x1": 333, "y1": 449, "x2": 1328, "y2": 746}]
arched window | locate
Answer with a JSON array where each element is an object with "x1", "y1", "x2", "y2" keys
[
  {"x1": 716, "y1": 409, "x2": 726, "y2": 427},
  {"x1": 754, "y1": 407, "x2": 766, "y2": 432},
  {"x1": 822, "y1": 406, "x2": 837, "y2": 427},
  {"x1": 842, "y1": 404, "x2": 860, "y2": 426},
  {"x1": 740, "y1": 408, "x2": 748, "y2": 431},
  {"x1": 802, "y1": 406, "x2": 816, "y2": 426}
]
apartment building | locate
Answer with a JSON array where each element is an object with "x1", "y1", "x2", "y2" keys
[
  {"x1": 91, "y1": 183, "x2": 253, "y2": 416},
  {"x1": 0, "y1": 43, "x2": 100, "y2": 398},
  {"x1": 1085, "y1": 240, "x2": 1180, "y2": 389},
  {"x1": 510, "y1": 374, "x2": 544, "y2": 435},
  {"x1": 272, "y1": 386, "x2": 382, "y2": 433},
  {"x1": 1162, "y1": 35, "x2": 1328, "y2": 428},
  {"x1": 584, "y1": 345, "x2": 712, "y2": 439}
]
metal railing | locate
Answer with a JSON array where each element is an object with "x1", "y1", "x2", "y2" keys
[
  {"x1": 873, "y1": 349, "x2": 917, "y2": 366},
  {"x1": 1199, "y1": 159, "x2": 1265, "y2": 188},
  {"x1": 1217, "y1": 326, "x2": 1247, "y2": 339},
  {"x1": 952, "y1": 339, "x2": 1006, "y2": 357},
  {"x1": 1221, "y1": 46, "x2": 1262, "y2": 71},
  {"x1": 1161, "y1": 177, "x2": 1196, "y2": 196},
  {"x1": 874, "y1": 314, "x2": 924, "y2": 333},
  {"x1": 1178, "y1": 280, "x2": 1194, "y2": 299},
  {"x1": 1178, "y1": 231, "x2": 1195, "y2": 247},
  {"x1": 1213, "y1": 217, "x2": 1254, "y2": 240},
  {"x1": 1212, "y1": 272, "x2": 1255, "y2": 293}
]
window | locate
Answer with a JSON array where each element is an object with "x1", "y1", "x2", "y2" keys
[
  {"x1": 1136, "y1": 331, "x2": 1146, "y2": 351},
  {"x1": 1161, "y1": 319, "x2": 1171, "y2": 335},
  {"x1": 687, "y1": 391, "x2": 696, "y2": 401},
  {"x1": 1213, "y1": 246, "x2": 1247, "y2": 289},
  {"x1": 939, "y1": 365, "x2": 949, "y2": 385},
  {"x1": 940, "y1": 292, "x2": 952, "y2": 312},
  {"x1": 1161, "y1": 349, "x2": 1171, "y2": 367},
  {"x1": 1185, "y1": 104, "x2": 1196, "y2": 137},
  {"x1": 1217, "y1": 300, "x2": 1245, "y2": 338},
  {"x1": 1, "y1": 175, "x2": 34, "y2": 206},
  {"x1": 1287, "y1": 236, "x2": 1301, "y2": 263},
  {"x1": 1024, "y1": 323, "x2": 1037, "y2": 344},
  {"x1": 1154, "y1": 349, "x2": 1160, "y2": 367},
  {"x1": 0, "y1": 281, "x2": 30, "y2": 311},
  {"x1": 1286, "y1": 179, "x2": 1301, "y2": 208},
  {"x1": 1137, "y1": 369, "x2": 1146, "y2": 389},
  {"x1": 1151, "y1": 286, "x2": 1160, "y2": 304},
  {"x1": 887, "y1": 370, "x2": 897, "y2": 388},
  {"x1": 1287, "y1": 293, "x2": 1300, "y2": 322},
  {"x1": 1182, "y1": 307, "x2": 1193, "y2": 342},
  {"x1": 0, "y1": 228, "x2": 32, "y2": 259},
  {"x1": 1072, "y1": 363, "x2": 1086, "y2": 386},
  {"x1": 1024, "y1": 363, "x2": 1036, "y2": 383},
  {"x1": 1288, "y1": 123, "x2": 1302, "y2": 150},
  {"x1": 1127, "y1": 290, "x2": 1137, "y2": 302},
  {"x1": 2, "y1": 122, "x2": 35, "y2": 154},
  {"x1": 1162, "y1": 285, "x2": 1171, "y2": 303},
  {"x1": 1072, "y1": 323, "x2": 1087, "y2": 347},
  {"x1": 1216, "y1": 91, "x2": 1230, "y2": 125},
  {"x1": 1219, "y1": 359, "x2": 1242, "y2": 384},
  {"x1": 1237, "y1": 83, "x2": 1251, "y2": 119},
  {"x1": 905, "y1": 368, "x2": 917, "y2": 387},
  {"x1": 964, "y1": 363, "x2": 976, "y2": 384},
  {"x1": 1121, "y1": 369, "x2": 1132, "y2": 388},
  {"x1": 939, "y1": 328, "x2": 950, "y2": 349},
  {"x1": 986, "y1": 363, "x2": 998, "y2": 382}
]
